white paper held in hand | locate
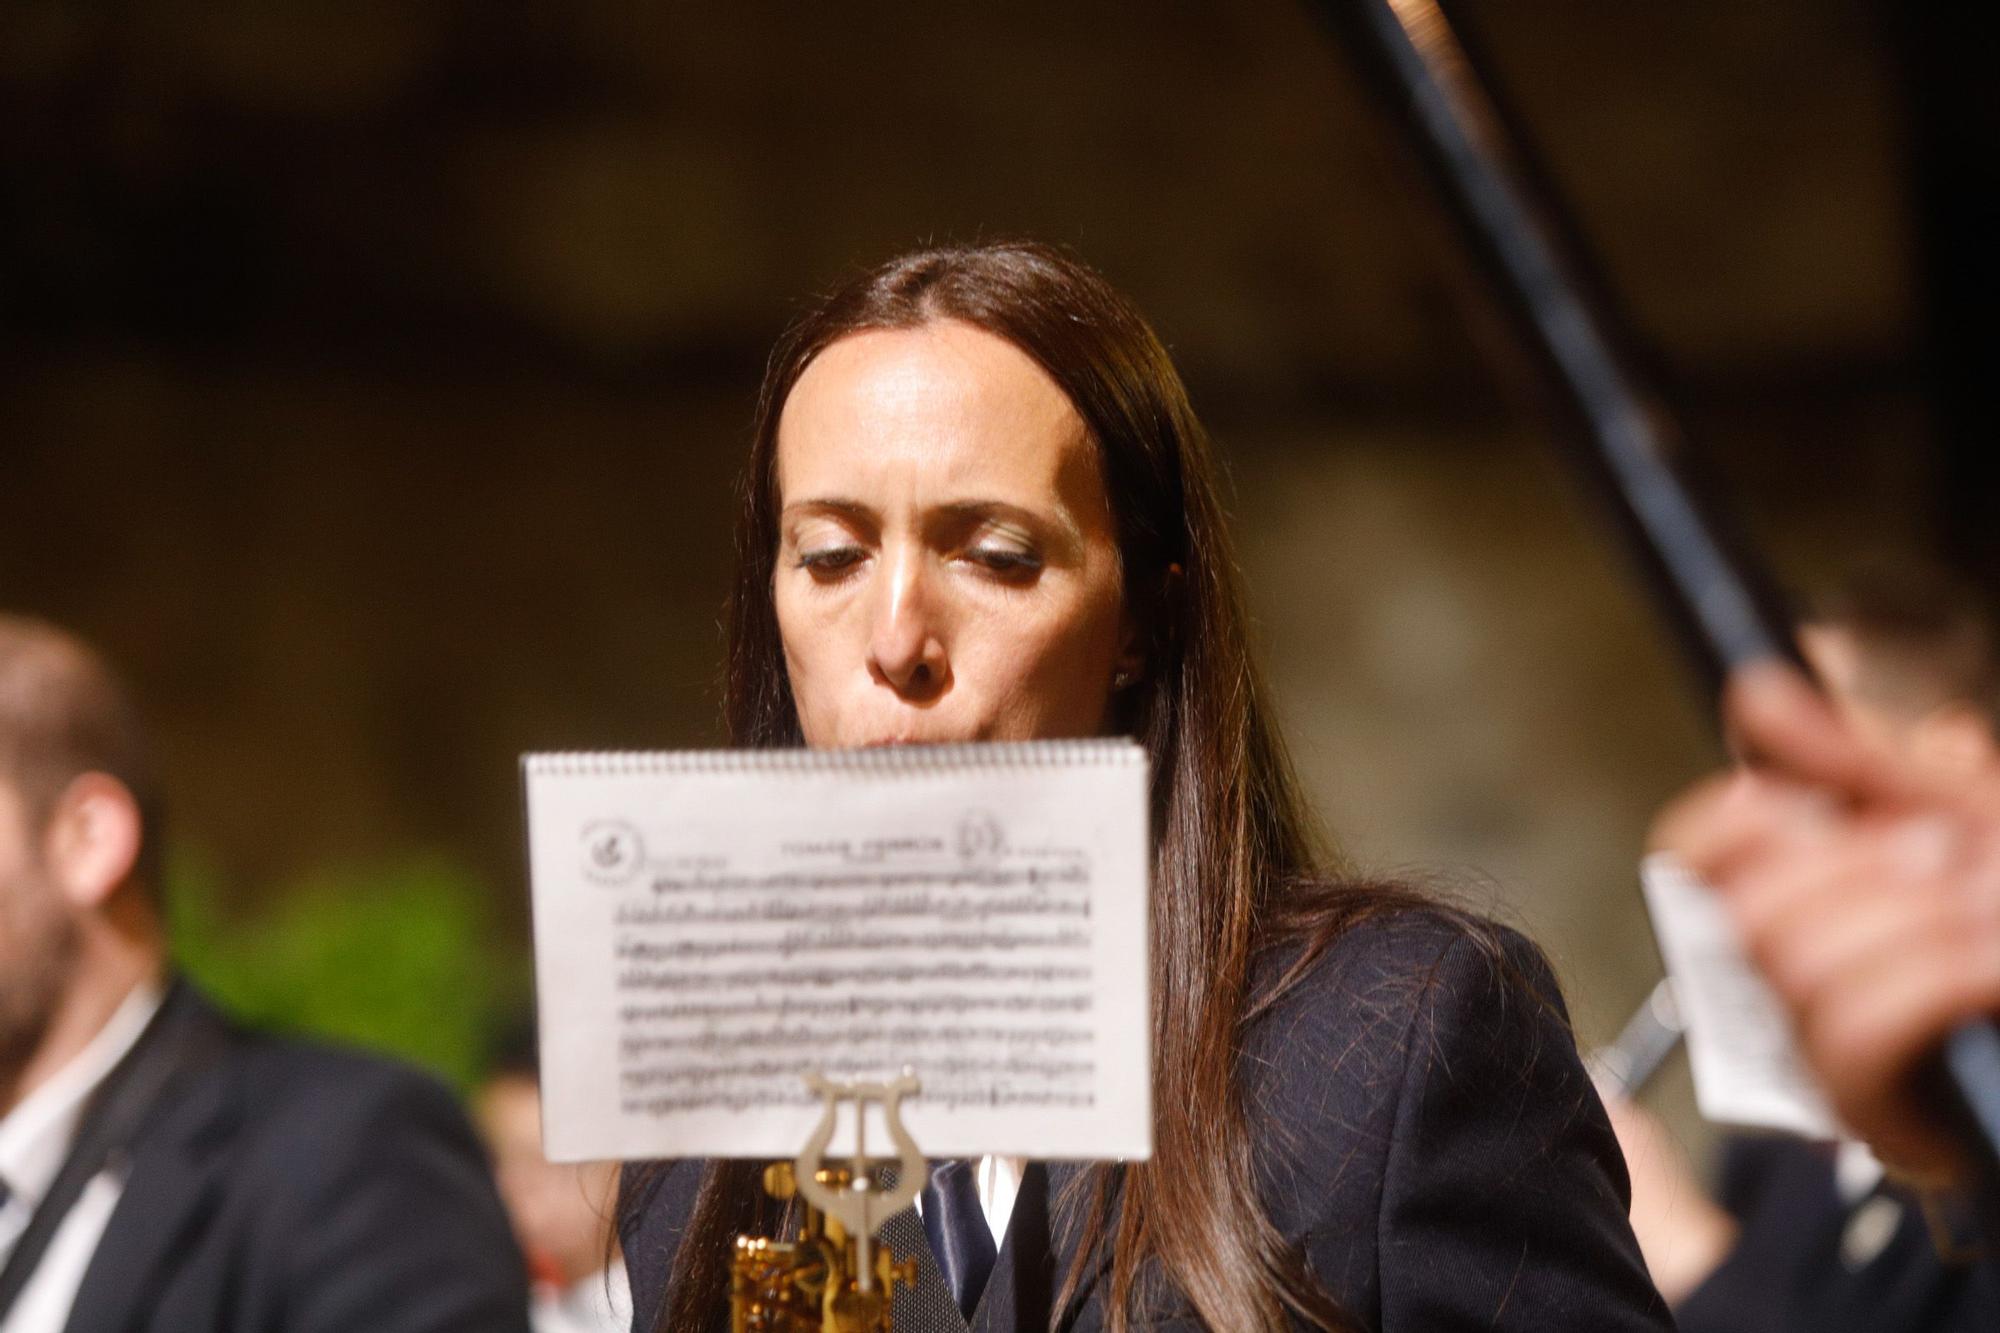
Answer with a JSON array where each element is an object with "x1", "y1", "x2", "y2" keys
[
  {"x1": 1639, "y1": 851, "x2": 1842, "y2": 1140},
  {"x1": 523, "y1": 740, "x2": 1152, "y2": 1164}
]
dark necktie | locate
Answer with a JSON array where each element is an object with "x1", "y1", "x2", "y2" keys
[{"x1": 920, "y1": 1159, "x2": 997, "y2": 1322}]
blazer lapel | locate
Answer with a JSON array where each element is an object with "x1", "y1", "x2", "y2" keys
[
  {"x1": 62, "y1": 984, "x2": 239, "y2": 1333},
  {"x1": 973, "y1": 1162, "x2": 1119, "y2": 1333},
  {"x1": 969, "y1": 1162, "x2": 1047, "y2": 1333}
]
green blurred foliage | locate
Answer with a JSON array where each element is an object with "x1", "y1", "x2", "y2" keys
[{"x1": 166, "y1": 850, "x2": 530, "y2": 1092}]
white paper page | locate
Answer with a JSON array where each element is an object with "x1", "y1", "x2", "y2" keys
[
  {"x1": 524, "y1": 741, "x2": 1151, "y2": 1164},
  {"x1": 1639, "y1": 852, "x2": 1841, "y2": 1139}
]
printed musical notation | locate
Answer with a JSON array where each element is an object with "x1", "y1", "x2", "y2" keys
[
  {"x1": 609, "y1": 847, "x2": 1100, "y2": 1122},
  {"x1": 523, "y1": 742, "x2": 1151, "y2": 1163}
]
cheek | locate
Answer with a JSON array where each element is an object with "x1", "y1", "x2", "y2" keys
[
  {"x1": 0, "y1": 876, "x2": 77, "y2": 1024},
  {"x1": 773, "y1": 580, "x2": 853, "y2": 738},
  {"x1": 0, "y1": 870, "x2": 46, "y2": 946},
  {"x1": 973, "y1": 586, "x2": 1126, "y2": 732}
]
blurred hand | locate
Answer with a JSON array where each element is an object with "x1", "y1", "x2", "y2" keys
[
  {"x1": 1652, "y1": 663, "x2": 2000, "y2": 1183},
  {"x1": 1603, "y1": 1096, "x2": 1736, "y2": 1305}
]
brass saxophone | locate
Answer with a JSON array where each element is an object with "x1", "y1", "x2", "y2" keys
[{"x1": 730, "y1": 1073, "x2": 926, "y2": 1333}]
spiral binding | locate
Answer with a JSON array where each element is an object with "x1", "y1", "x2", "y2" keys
[{"x1": 522, "y1": 738, "x2": 1145, "y2": 778}]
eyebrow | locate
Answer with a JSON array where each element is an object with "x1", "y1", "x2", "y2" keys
[
  {"x1": 780, "y1": 497, "x2": 1085, "y2": 558},
  {"x1": 780, "y1": 498, "x2": 876, "y2": 526}
]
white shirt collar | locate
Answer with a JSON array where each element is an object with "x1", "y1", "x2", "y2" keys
[{"x1": 0, "y1": 979, "x2": 167, "y2": 1209}]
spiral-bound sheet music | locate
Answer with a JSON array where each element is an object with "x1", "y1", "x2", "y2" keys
[
  {"x1": 1640, "y1": 853, "x2": 1841, "y2": 1139},
  {"x1": 524, "y1": 741, "x2": 1151, "y2": 1163}
]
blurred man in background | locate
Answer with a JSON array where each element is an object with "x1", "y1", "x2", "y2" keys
[
  {"x1": 475, "y1": 1026, "x2": 627, "y2": 1333},
  {"x1": 1616, "y1": 563, "x2": 2000, "y2": 1330},
  {"x1": 0, "y1": 614, "x2": 530, "y2": 1333}
]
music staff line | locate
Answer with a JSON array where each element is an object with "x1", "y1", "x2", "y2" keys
[
  {"x1": 613, "y1": 889, "x2": 1089, "y2": 927},
  {"x1": 619, "y1": 1024, "x2": 1096, "y2": 1056},
  {"x1": 619, "y1": 1054, "x2": 1097, "y2": 1090},
  {"x1": 638, "y1": 865, "x2": 1090, "y2": 895},
  {"x1": 615, "y1": 961, "x2": 1094, "y2": 992},
  {"x1": 618, "y1": 992, "x2": 1094, "y2": 1022},
  {"x1": 615, "y1": 927, "x2": 1093, "y2": 962},
  {"x1": 621, "y1": 1087, "x2": 1099, "y2": 1115}
]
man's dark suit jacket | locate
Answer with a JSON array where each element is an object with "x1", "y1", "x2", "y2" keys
[
  {"x1": 46, "y1": 979, "x2": 531, "y2": 1333},
  {"x1": 1676, "y1": 1135, "x2": 2000, "y2": 1333},
  {"x1": 620, "y1": 912, "x2": 1676, "y2": 1331}
]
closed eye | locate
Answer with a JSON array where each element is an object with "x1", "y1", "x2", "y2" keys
[
  {"x1": 796, "y1": 546, "x2": 867, "y2": 580},
  {"x1": 963, "y1": 545, "x2": 1043, "y2": 579}
]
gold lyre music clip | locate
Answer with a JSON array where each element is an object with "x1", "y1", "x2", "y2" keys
[
  {"x1": 730, "y1": 1070, "x2": 925, "y2": 1333},
  {"x1": 792, "y1": 1070, "x2": 926, "y2": 1295}
]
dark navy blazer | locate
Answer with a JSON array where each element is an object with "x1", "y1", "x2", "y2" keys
[
  {"x1": 1676, "y1": 1135, "x2": 2000, "y2": 1333},
  {"x1": 51, "y1": 980, "x2": 530, "y2": 1333},
  {"x1": 622, "y1": 911, "x2": 1675, "y2": 1331}
]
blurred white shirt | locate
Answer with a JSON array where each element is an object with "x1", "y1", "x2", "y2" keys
[
  {"x1": 531, "y1": 1258, "x2": 632, "y2": 1333},
  {"x1": 0, "y1": 980, "x2": 164, "y2": 1333}
]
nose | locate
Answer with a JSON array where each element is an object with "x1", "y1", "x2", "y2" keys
[{"x1": 868, "y1": 547, "x2": 949, "y2": 700}]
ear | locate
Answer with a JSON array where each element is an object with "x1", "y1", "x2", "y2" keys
[
  {"x1": 1113, "y1": 563, "x2": 1183, "y2": 689},
  {"x1": 41, "y1": 773, "x2": 144, "y2": 912},
  {"x1": 1111, "y1": 619, "x2": 1145, "y2": 689}
]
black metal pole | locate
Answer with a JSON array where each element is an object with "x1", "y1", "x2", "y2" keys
[{"x1": 1313, "y1": 0, "x2": 2000, "y2": 1228}]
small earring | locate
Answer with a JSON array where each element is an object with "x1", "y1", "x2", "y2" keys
[{"x1": 1112, "y1": 669, "x2": 1134, "y2": 689}]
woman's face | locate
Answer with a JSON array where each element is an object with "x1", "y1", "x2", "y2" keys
[{"x1": 773, "y1": 320, "x2": 1137, "y2": 747}]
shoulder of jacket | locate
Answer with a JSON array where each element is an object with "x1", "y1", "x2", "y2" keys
[
  {"x1": 219, "y1": 1030, "x2": 467, "y2": 1139},
  {"x1": 1256, "y1": 904, "x2": 1544, "y2": 1013}
]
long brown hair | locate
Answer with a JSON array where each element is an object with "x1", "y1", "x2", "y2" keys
[{"x1": 638, "y1": 240, "x2": 1446, "y2": 1332}]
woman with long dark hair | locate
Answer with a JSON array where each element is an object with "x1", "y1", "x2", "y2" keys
[{"x1": 618, "y1": 241, "x2": 1671, "y2": 1332}]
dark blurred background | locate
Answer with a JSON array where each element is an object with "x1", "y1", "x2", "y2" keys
[{"x1": 2, "y1": 2, "x2": 1992, "y2": 1133}]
